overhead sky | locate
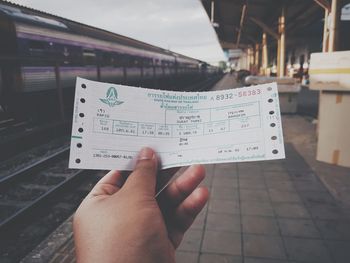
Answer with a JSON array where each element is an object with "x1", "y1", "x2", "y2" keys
[{"x1": 9, "y1": 0, "x2": 226, "y2": 64}]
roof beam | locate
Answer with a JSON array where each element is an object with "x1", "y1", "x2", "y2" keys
[
  {"x1": 314, "y1": 0, "x2": 331, "y2": 11},
  {"x1": 288, "y1": 5, "x2": 322, "y2": 35},
  {"x1": 236, "y1": 3, "x2": 247, "y2": 47},
  {"x1": 287, "y1": 3, "x2": 320, "y2": 32},
  {"x1": 210, "y1": 0, "x2": 215, "y2": 23},
  {"x1": 232, "y1": 25, "x2": 257, "y2": 46},
  {"x1": 220, "y1": 40, "x2": 249, "y2": 50},
  {"x1": 249, "y1": 16, "x2": 279, "y2": 40}
]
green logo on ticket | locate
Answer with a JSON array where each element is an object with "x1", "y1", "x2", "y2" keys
[{"x1": 100, "y1": 87, "x2": 124, "y2": 107}]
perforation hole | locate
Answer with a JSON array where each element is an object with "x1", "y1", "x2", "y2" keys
[
  {"x1": 268, "y1": 98, "x2": 273, "y2": 103},
  {"x1": 81, "y1": 84, "x2": 86, "y2": 89},
  {"x1": 271, "y1": 136, "x2": 277, "y2": 140},
  {"x1": 80, "y1": 98, "x2": 86, "y2": 103},
  {"x1": 267, "y1": 87, "x2": 272, "y2": 91},
  {"x1": 78, "y1": 128, "x2": 83, "y2": 133},
  {"x1": 75, "y1": 158, "x2": 81, "y2": 163},
  {"x1": 79, "y1": 113, "x2": 85, "y2": 118},
  {"x1": 269, "y1": 110, "x2": 275, "y2": 115},
  {"x1": 270, "y1": 123, "x2": 276, "y2": 127},
  {"x1": 272, "y1": 149, "x2": 278, "y2": 154},
  {"x1": 77, "y1": 143, "x2": 82, "y2": 148}
]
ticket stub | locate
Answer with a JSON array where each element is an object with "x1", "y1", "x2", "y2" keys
[{"x1": 69, "y1": 78, "x2": 285, "y2": 170}]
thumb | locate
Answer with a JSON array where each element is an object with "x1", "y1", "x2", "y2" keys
[{"x1": 123, "y1": 147, "x2": 158, "y2": 196}]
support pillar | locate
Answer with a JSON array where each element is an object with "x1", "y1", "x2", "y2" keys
[
  {"x1": 246, "y1": 48, "x2": 251, "y2": 71},
  {"x1": 249, "y1": 47, "x2": 254, "y2": 71},
  {"x1": 261, "y1": 32, "x2": 268, "y2": 75},
  {"x1": 328, "y1": 0, "x2": 340, "y2": 52},
  {"x1": 254, "y1": 43, "x2": 260, "y2": 73},
  {"x1": 322, "y1": 9, "x2": 329, "y2": 52},
  {"x1": 277, "y1": 7, "x2": 286, "y2": 77}
]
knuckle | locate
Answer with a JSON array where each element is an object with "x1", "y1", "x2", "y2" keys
[
  {"x1": 135, "y1": 159, "x2": 156, "y2": 174},
  {"x1": 174, "y1": 179, "x2": 187, "y2": 200}
]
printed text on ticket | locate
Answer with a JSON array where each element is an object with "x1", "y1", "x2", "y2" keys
[{"x1": 69, "y1": 78, "x2": 285, "y2": 170}]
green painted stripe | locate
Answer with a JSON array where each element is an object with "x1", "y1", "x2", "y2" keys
[{"x1": 71, "y1": 136, "x2": 82, "y2": 139}]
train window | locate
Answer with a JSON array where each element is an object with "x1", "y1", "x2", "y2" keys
[
  {"x1": 83, "y1": 49, "x2": 96, "y2": 57},
  {"x1": 113, "y1": 54, "x2": 124, "y2": 67},
  {"x1": 28, "y1": 40, "x2": 46, "y2": 51},
  {"x1": 128, "y1": 57, "x2": 135, "y2": 67},
  {"x1": 63, "y1": 47, "x2": 69, "y2": 57},
  {"x1": 83, "y1": 49, "x2": 96, "y2": 65},
  {"x1": 143, "y1": 58, "x2": 152, "y2": 67},
  {"x1": 135, "y1": 57, "x2": 143, "y2": 66},
  {"x1": 128, "y1": 57, "x2": 141, "y2": 67},
  {"x1": 102, "y1": 52, "x2": 113, "y2": 66},
  {"x1": 64, "y1": 45, "x2": 82, "y2": 66}
]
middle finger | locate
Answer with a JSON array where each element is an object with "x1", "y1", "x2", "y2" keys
[{"x1": 159, "y1": 164, "x2": 206, "y2": 207}]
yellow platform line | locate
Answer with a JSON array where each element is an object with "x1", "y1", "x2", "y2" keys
[{"x1": 309, "y1": 68, "x2": 350, "y2": 74}]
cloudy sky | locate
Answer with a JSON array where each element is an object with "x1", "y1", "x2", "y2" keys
[{"x1": 10, "y1": 0, "x2": 226, "y2": 64}]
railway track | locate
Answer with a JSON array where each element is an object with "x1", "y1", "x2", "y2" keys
[
  {"x1": 0, "y1": 120, "x2": 71, "y2": 161},
  {"x1": 0, "y1": 145, "x2": 100, "y2": 262},
  {"x1": 0, "y1": 118, "x2": 29, "y2": 133},
  {"x1": 0, "y1": 118, "x2": 15, "y2": 132},
  {"x1": 0, "y1": 76, "x2": 223, "y2": 261},
  {"x1": 191, "y1": 75, "x2": 223, "y2": 91}
]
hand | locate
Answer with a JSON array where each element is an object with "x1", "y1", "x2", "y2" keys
[{"x1": 73, "y1": 147, "x2": 209, "y2": 263}]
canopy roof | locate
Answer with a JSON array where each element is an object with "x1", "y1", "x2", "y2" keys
[{"x1": 201, "y1": 0, "x2": 325, "y2": 50}]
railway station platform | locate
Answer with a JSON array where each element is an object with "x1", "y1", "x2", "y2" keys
[{"x1": 22, "y1": 74, "x2": 350, "y2": 263}]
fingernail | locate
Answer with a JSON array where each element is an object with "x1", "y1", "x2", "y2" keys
[{"x1": 138, "y1": 147, "x2": 154, "y2": 161}]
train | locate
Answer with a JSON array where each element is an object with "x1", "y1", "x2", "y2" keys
[{"x1": 0, "y1": 1, "x2": 220, "y2": 121}]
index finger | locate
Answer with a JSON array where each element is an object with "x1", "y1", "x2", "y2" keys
[
  {"x1": 88, "y1": 170, "x2": 124, "y2": 198},
  {"x1": 157, "y1": 165, "x2": 206, "y2": 205}
]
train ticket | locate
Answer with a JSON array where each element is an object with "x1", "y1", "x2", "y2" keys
[{"x1": 69, "y1": 77, "x2": 285, "y2": 170}]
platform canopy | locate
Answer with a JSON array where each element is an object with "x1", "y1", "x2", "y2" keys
[{"x1": 201, "y1": 0, "x2": 325, "y2": 50}]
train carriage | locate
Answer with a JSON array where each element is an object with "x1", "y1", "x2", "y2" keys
[{"x1": 0, "y1": 1, "x2": 218, "y2": 120}]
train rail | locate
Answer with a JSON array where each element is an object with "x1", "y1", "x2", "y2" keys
[
  {"x1": 0, "y1": 120, "x2": 71, "y2": 161},
  {"x1": 187, "y1": 74, "x2": 222, "y2": 91},
  {"x1": 0, "y1": 145, "x2": 100, "y2": 262},
  {"x1": 0, "y1": 146, "x2": 69, "y2": 190},
  {"x1": 0, "y1": 118, "x2": 16, "y2": 131},
  {"x1": 0, "y1": 119, "x2": 29, "y2": 133},
  {"x1": 0, "y1": 71, "x2": 223, "y2": 261}
]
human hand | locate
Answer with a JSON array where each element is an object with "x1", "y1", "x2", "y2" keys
[{"x1": 73, "y1": 147, "x2": 209, "y2": 263}]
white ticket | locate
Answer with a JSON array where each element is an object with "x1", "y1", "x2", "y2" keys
[{"x1": 69, "y1": 78, "x2": 285, "y2": 170}]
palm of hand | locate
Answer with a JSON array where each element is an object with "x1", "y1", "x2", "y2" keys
[{"x1": 73, "y1": 148, "x2": 208, "y2": 263}]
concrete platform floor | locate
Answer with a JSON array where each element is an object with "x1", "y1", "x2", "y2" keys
[{"x1": 22, "y1": 75, "x2": 350, "y2": 263}]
